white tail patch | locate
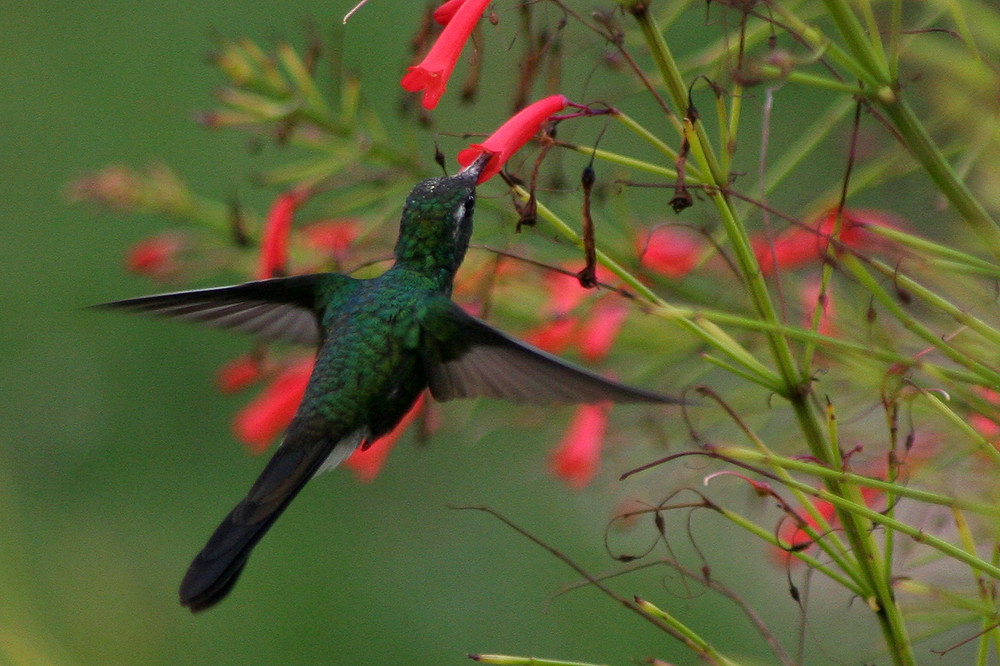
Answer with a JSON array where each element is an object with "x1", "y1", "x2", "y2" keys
[{"x1": 314, "y1": 428, "x2": 369, "y2": 476}]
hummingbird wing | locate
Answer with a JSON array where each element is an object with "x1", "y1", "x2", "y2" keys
[
  {"x1": 421, "y1": 300, "x2": 681, "y2": 405},
  {"x1": 93, "y1": 274, "x2": 353, "y2": 346},
  {"x1": 179, "y1": 420, "x2": 367, "y2": 612}
]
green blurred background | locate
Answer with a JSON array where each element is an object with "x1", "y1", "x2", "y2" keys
[{"x1": 0, "y1": 2, "x2": 975, "y2": 664}]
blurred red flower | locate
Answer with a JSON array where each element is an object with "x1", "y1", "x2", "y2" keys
[
  {"x1": 578, "y1": 302, "x2": 629, "y2": 362},
  {"x1": 344, "y1": 393, "x2": 428, "y2": 482},
  {"x1": 524, "y1": 317, "x2": 578, "y2": 355},
  {"x1": 302, "y1": 218, "x2": 360, "y2": 260},
  {"x1": 637, "y1": 226, "x2": 701, "y2": 278},
  {"x1": 970, "y1": 388, "x2": 1000, "y2": 444},
  {"x1": 550, "y1": 403, "x2": 610, "y2": 489},
  {"x1": 258, "y1": 189, "x2": 309, "y2": 279},
  {"x1": 753, "y1": 208, "x2": 901, "y2": 275},
  {"x1": 232, "y1": 357, "x2": 314, "y2": 454},
  {"x1": 773, "y1": 487, "x2": 883, "y2": 565},
  {"x1": 216, "y1": 355, "x2": 265, "y2": 394},
  {"x1": 799, "y1": 278, "x2": 836, "y2": 337},
  {"x1": 126, "y1": 234, "x2": 185, "y2": 281}
]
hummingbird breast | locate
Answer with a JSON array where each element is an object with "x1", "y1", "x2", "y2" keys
[{"x1": 304, "y1": 272, "x2": 433, "y2": 445}]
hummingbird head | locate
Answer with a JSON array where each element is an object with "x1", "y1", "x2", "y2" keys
[{"x1": 393, "y1": 152, "x2": 493, "y2": 282}]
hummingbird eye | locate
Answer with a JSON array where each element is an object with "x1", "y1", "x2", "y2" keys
[{"x1": 453, "y1": 195, "x2": 475, "y2": 225}]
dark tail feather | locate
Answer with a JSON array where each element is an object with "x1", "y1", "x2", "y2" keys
[{"x1": 180, "y1": 427, "x2": 347, "y2": 612}]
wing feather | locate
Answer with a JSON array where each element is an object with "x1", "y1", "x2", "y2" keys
[
  {"x1": 93, "y1": 275, "x2": 342, "y2": 346},
  {"x1": 423, "y1": 300, "x2": 680, "y2": 405}
]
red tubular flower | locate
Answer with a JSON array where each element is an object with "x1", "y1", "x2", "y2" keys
[
  {"x1": 401, "y1": 0, "x2": 491, "y2": 110},
  {"x1": 126, "y1": 234, "x2": 185, "y2": 281},
  {"x1": 432, "y1": 0, "x2": 466, "y2": 25},
  {"x1": 754, "y1": 208, "x2": 901, "y2": 275},
  {"x1": 216, "y1": 355, "x2": 265, "y2": 394},
  {"x1": 258, "y1": 189, "x2": 309, "y2": 279},
  {"x1": 578, "y1": 302, "x2": 628, "y2": 361},
  {"x1": 457, "y1": 94, "x2": 570, "y2": 183},
  {"x1": 550, "y1": 404, "x2": 610, "y2": 489},
  {"x1": 233, "y1": 357, "x2": 314, "y2": 454},
  {"x1": 344, "y1": 393, "x2": 428, "y2": 482},
  {"x1": 637, "y1": 226, "x2": 701, "y2": 278}
]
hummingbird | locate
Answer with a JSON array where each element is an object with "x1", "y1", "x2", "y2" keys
[{"x1": 97, "y1": 153, "x2": 680, "y2": 612}]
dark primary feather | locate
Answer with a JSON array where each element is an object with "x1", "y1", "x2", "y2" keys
[
  {"x1": 423, "y1": 299, "x2": 680, "y2": 405},
  {"x1": 93, "y1": 275, "x2": 328, "y2": 346}
]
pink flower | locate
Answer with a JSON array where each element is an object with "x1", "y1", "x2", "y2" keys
[
  {"x1": 432, "y1": 0, "x2": 466, "y2": 25},
  {"x1": 753, "y1": 208, "x2": 901, "y2": 275},
  {"x1": 550, "y1": 404, "x2": 610, "y2": 489},
  {"x1": 457, "y1": 94, "x2": 570, "y2": 183},
  {"x1": 233, "y1": 357, "x2": 314, "y2": 454},
  {"x1": 126, "y1": 234, "x2": 185, "y2": 281},
  {"x1": 258, "y1": 189, "x2": 309, "y2": 279},
  {"x1": 400, "y1": 0, "x2": 491, "y2": 110},
  {"x1": 578, "y1": 302, "x2": 628, "y2": 361},
  {"x1": 216, "y1": 355, "x2": 264, "y2": 394},
  {"x1": 637, "y1": 226, "x2": 701, "y2": 278},
  {"x1": 344, "y1": 393, "x2": 428, "y2": 482}
]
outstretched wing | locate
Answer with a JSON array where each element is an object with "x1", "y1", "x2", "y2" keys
[
  {"x1": 92, "y1": 274, "x2": 351, "y2": 346},
  {"x1": 421, "y1": 299, "x2": 681, "y2": 405}
]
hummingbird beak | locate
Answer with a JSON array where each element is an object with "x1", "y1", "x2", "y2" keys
[{"x1": 458, "y1": 151, "x2": 494, "y2": 181}]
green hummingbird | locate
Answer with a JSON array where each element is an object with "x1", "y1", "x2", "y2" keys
[{"x1": 98, "y1": 153, "x2": 680, "y2": 612}]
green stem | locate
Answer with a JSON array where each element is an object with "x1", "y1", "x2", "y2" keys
[
  {"x1": 715, "y1": 446, "x2": 1000, "y2": 517},
  {"x1": 878, "y1": 98, "x2": 1000, "y2": 254}
]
